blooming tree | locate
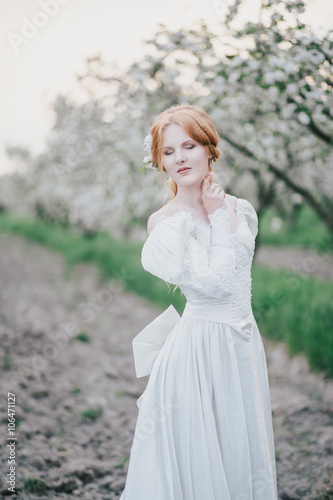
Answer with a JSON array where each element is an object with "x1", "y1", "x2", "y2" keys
[
  {"x1": 1, "y1": 0, "x2": 332, "y2": 239},
  {"x1": 124, "y1": 0, "x2": 332, "y2": 230},
  {"x1": 212, "y1": 0, "x2": 333, "y2": 230}
]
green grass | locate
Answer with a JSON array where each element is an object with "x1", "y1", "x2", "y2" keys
[
  {"x1": 0, "y1": 209, "x2": 332, "y2": 378},
  {"x1": 71, "y1": 386, "x2": 81, "y2": 395},
  {"x1": 23, "y1": 477, "x2": 49, "y2": 494},
  {"x1": 80, "y1": 408, "x2": 103, "y2": 421},
  {"x1": 252, "y1": 264, "x2": 333, "y2": 377},
  {"x1": 3, "y1": 354, "x2": 12, "y2": 371},
  {"x1": 0, "y1": 209, "x2": 179, "y2": 310},
  {"x1": 76, "y1": 332, "x2": 91, "y2": 343},
  {"x1": 259, "y1": 204, "x2": 332, "y2": 251},
  {"x1": 114, "y1": 454, "x2": 130, "y2": 469}
]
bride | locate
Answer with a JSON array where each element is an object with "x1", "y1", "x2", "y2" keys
[{"x1": 119, "y1": 104, "x2": 278, "y2": 499}]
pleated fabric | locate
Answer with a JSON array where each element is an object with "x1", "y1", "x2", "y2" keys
[{"x1": 120, "y1": 315, "x2": 277, "y2": 500}]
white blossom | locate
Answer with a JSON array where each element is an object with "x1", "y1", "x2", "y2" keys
[
  {"x1": 286, "y1": 83, "x2": 298, "y2": 95},
  {"x1": 248, "y1": 60, "x2": 260, "y2": 71},
  {"x1": 0, "y1": 4, "x2": 331, "y2": 238},
  {"x1": 228, "y1": 72, "x2": 240, "y2": 84},
  {"x1": 298, "y1": 112, "x2": 311, "y2": 125}
]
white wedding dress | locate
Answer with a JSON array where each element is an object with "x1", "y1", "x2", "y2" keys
[{"x1": 119, "y1": 196, "x2": 278, "y2": 500}]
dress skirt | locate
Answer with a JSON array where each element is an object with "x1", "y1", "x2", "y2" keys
[{"x1": 119, "y1": 312, "x2": 278, "y2": 500}]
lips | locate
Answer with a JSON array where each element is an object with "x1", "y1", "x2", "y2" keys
[{"x1": 177, "y1": 167, "x2": 191, "y2": 173}]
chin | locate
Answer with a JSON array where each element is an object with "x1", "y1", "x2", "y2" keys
[{"x1": 180, "y1": 177, "x2": 201, "y2": 187}]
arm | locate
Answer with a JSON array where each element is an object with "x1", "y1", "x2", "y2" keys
[
  {"x1": 141, "y1": 176, "x2": 236, "y2": 299},
  {"x1": 141, "y1": 209, "x2": 236, "y2": 300},
  {"x1": 207, "y1": 206, "x2": 235, "y2": 295}
]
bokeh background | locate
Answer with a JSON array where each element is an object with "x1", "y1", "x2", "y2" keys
[{"x1": 0, "y1": 0, "x2": 333, "y2": 498}]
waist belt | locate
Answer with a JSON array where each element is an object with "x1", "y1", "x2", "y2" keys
[{"x1": 182, "y1": 300, "x2": 231, "y2": 324}]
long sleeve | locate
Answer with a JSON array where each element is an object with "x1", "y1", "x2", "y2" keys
[
  {"x1": 240, "y1": 199, "x2": 258, "y2": 238},
  {"x1": 141, "y1": 207, "x2": 236, "y2": 300},
  {"x1": 206, "y1": 206, "x2": 235, "y2": 296}
]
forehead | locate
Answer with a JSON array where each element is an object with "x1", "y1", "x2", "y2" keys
[{"x1": 162, "y1": 123, "x2": 193, "y2": 145}]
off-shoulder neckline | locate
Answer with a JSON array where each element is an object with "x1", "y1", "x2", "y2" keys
[{"x1": 149, "y1": 195, "x2": 240, "y2": 236}]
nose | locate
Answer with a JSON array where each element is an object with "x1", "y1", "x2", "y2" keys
[{"x1": 175, "y1": 149, "x2": 186, "y2": 164}]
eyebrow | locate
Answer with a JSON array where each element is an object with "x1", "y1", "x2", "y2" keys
[{"x1": 162, "y1": 140, "x2": 195, "y2": 150}]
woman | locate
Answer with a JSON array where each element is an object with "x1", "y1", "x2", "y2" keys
[{"x1": 120, "y1": 105, "x2": 278, "y2": 499}]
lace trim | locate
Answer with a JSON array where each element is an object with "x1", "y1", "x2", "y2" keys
[
  {"x1": 234, "y1": 268, "x2": 253, "y2": 318},
  {"x1": 149, "y1": 197, "x2": 240, "y2": 236},
  {"x1": 208, "y1": 206, "x2": 232, "y2": 234},
  {"x1": 207, "y1": 200, "x2": 239, "y2": 234},
  {"x1": 188, "y1": 235, "x2": 235, "y2": 298}
]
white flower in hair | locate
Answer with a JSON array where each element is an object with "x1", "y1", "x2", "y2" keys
[
  {"x1": 143, "y1": 134, "x2": 152, "y2": 152},
  {"x1": 141, "y1": 134, "x2": 158, "y2": 173}
]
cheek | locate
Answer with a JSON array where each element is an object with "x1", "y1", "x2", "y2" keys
[
  {"x1": 163, "y1": 155, "x2": 174, "y2": 168},
  {"x1": 196, "y1": 151, "x2": 208, "y2": 165},
  {"x1": 192, "y1": 147, "x2": 207, "y2": 162}
]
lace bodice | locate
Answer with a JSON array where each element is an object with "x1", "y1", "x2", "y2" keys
[
  {"x1": 187, "y1": 203, "x2": 255, "y2": 319},
  {"x1": 141, "y1": 197, "x2": 258, "y2": 339}
]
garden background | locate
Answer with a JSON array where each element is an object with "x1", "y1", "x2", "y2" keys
[{"x1": 0, "y1": 0, "x2": 332, "y2": 498}]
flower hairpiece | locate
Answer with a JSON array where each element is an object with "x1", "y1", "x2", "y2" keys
[{"x1": 141, "y1": 134, "x2": 158, "y2": 173}]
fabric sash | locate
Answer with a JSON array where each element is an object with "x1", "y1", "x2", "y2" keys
[
  {"x1": 132, "y1": 304, "x2": 180, "y2": 378},
  {"x1": 132, "y1": 300, "x2": 235, "y2": 379}
]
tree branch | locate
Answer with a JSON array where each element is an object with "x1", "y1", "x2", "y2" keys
[{"x1": 218, "y1": 129, "x2": 333, "y2": 229}]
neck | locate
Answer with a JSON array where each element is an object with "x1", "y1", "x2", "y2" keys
[{"x1": 173, "y1": 181, "x2": 205, "y2": 213}]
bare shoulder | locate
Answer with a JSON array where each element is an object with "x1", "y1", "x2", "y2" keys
[
  {"x1": 147, "y1": 211, "x2": 162, "y2": 235},
  {"x1": 147, "y1": 202, "x2": 180, "y2": 235},
  {"x1": 147, "y1": 208, "x2": 170, "y2": 235}
]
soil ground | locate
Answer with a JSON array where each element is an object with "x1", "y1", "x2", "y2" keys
[{"x1": 0, "y1": 233, "x2": 332, "y2": 499}]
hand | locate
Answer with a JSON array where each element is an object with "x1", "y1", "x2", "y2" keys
[{"x1": 201, "y1": 173, "x2": 226, "y2": 215}]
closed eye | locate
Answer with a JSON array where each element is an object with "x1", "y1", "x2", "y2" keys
[{"x1": 164, "y1": 144, "x2": 195, "y2": 155}]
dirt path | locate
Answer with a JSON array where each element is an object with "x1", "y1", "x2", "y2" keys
[{"x1": 0, "y1": 234, "x2": 332, "y2": 499}]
